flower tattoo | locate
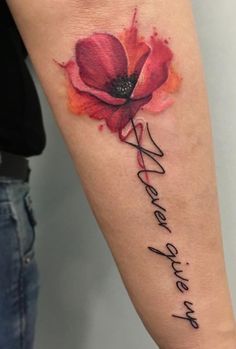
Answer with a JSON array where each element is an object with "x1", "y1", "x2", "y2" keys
[{"x1": 60, "y1": 9, "x2": 181, "y2": 140}]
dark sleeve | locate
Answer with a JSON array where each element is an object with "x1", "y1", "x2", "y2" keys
[{"x1": 0, "y1": 1, "x2": 46, "y2": 157}]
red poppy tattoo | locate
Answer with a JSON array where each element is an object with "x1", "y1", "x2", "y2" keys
[{"x1": 60, "y1": 9, "x2": 181, "y2": 139}]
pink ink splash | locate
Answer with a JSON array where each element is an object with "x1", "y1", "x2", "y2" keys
[
  {"x1": 61, "y1": 9, "x2": 181, "y2": 137},
  {"x1": 59, "y1": 9, "x2": 181, "y2": 174}
]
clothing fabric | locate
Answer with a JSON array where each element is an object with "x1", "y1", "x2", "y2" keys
[
  {"x1": 0, "y1": 1, "x2": 46, "y2": 157},
  {"x1": 0, "y1": 178, "x2": 39, "y2": 349},
  {"x1": 0, "y1": 2, "x2": 42, "y2": 348}
]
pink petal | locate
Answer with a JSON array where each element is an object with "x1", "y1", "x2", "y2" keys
[
  {"x1": 106, "y1": 95, "x2": 152, "y2": 132},
  {"x1": 142, "y1": 90, "x2": 174, "y2": 113},
  {"x1": 85, "y1": 99, "x2": 117, "y2": 121},
  {"x1": 67, "y1": 80, "x2": 151, "y2": 133},
  {"x1": 64, "y1": 60, "x2": 126, "y2": 106},
  {"x1": 119, "y1": 23, "x2": 150, "y2": 76},
  {"x1": 67, "y1": 83, "x2": 118, "y2": 120},
  {"x1": 76, "y1": 33, "x2": 128, "y2": 91},
  {"x1": 132, "y1": 37, "x2": 173, "y2": 99}
]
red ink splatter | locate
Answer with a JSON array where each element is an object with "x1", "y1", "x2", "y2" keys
[{"x1": 59, "y1": 9, "x2": 181, "y2": 169}]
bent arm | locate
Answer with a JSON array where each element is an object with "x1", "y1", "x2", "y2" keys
[{"x1": 7, "y1": 0, "x2": 236, "y2": 347}]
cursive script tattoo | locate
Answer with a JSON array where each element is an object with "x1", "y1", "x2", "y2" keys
[
  {"x1": 148, "y1": 244, "x2": 189, "y2": 290},
  {"x1": 172, "y1": 301, "x2": 199, "y2": 329},
  {"x1": 124, "y1": 122, "x2": 172, "y2": 233},
  {"x1": 148, "y1": 244, "x2": 199, "y2": 329},
  {"x1": 126, "y1": 122, "x2": 199, "y2": 329}
]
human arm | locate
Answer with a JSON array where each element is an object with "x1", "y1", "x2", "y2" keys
[{"x1": 7, "y1": 0, "x2": 236, "y2": 348}]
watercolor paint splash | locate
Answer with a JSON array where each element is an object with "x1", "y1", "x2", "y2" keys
[
  {"x1": 60, "y1": 9, "x2": 181, "y2": 138},
  {"x1": 58, "y1": 9, "x2": 181, "y2": 174}
]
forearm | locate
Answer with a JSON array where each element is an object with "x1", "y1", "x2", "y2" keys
[{"x1": 8, "y1": 0, "x2": 236, "y2": 347}]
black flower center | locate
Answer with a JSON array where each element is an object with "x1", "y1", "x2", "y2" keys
[{"x1": 109, "y1": 73, "x2": 138, "y2": 99}]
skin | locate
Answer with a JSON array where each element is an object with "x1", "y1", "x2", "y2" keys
[{"x1": 7, "y1": 0, "x2": 236, "y2": 348}]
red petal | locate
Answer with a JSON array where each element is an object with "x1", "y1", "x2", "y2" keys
[
  {"x1": 64, "y1": 60, "x2": 126, "y2": 106},
  {"x1": 119, "y1": 19, "x2": 150, "y2": 76},
  {"x1": 67, "y1": 83, "x2": 117, "y2": 120},
  {"x1": 106, "y1": 95, "x2": 152, "y2": 132},
  {"x1": 132, "y1": 36, "x2": 173, "y2": 99},
  {"x1": 67, "y1": 83, "x2": 151, "y2": 133},
  {"x1": 76, "y1": 33, "x2": 128, "y2": 91}
]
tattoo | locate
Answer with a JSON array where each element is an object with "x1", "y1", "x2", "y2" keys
[
  {"x1": 148, "y1": 245, "x2": 199, "y2": 329},
  {"x1": 58, "y1": 8, "x2": 180, "y2": 139},
  {"x1": 172, "y1": 301, "x2": 199, "y2": 329},
  {"x1": 148, "y1": 244, "x2": 189, "y2": 286},
  {"x1": 124, "y1": 123, "x2": 172, "y2": 233},
  {"x1": 58, "y1": 8, "x2": 199, "y2": 329},
  {"x1": 127, "y1": 121, "x2": 199, "y2": 330}
]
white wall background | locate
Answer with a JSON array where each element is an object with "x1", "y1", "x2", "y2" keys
[{"x1": 29, "y1": 2, "x2": 236, "y2": 348}]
